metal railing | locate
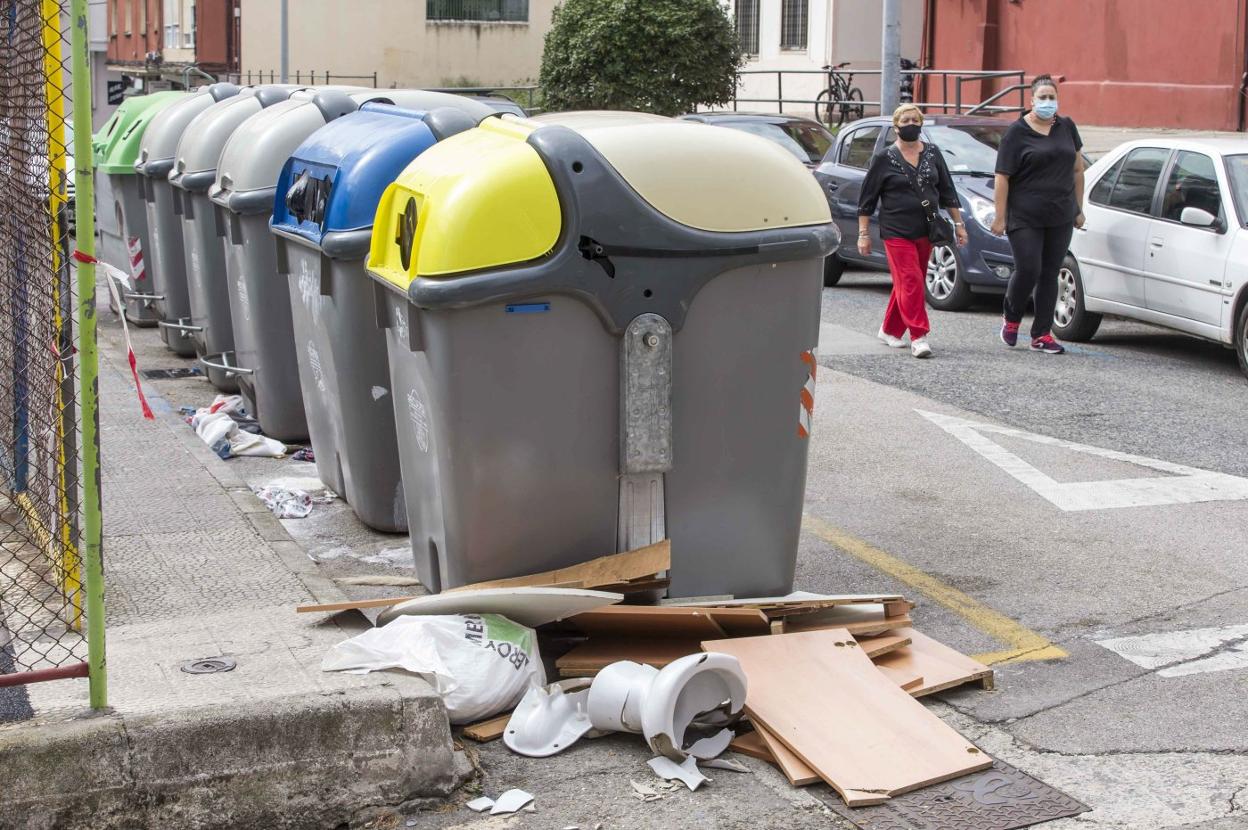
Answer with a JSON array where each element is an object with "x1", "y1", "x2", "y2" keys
[
  {"x1": 728, "y1": 68, "x2": 1028, "y2": 120},
  {"x1": 225, "y1": 70, "x2": 380, "y2": 87}
]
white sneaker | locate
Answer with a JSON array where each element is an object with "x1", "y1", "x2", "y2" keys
[
  {"x1": 877, "y1": 327, "x2": 907, "y2": 348},
  {"x1": 911, "y1": 337, "x2": 933, "y2": 359}
]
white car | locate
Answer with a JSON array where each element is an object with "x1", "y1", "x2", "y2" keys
[{"x1": 1063, "y1": 138, "x2": 1248, "y2": 378}]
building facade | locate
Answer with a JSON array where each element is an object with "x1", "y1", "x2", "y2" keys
[
  {"x1": 239, "y1": 0, "x2": 558, "y2": 89},
  {"x1": 104, "y1": 0, "x2": 239, "y2": 90},
  {"x1": 925, "y1": 0, "x2": 1248, "y2": 131},
  {"x1": 729, "y1": 0, "x2": 925, "y2": 118}
]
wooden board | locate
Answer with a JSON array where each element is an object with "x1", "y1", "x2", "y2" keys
[
  {"x1": 445, "y1": 540, "x2": 671, "y2": 593},
  {"x1": 296, "y1": 595, "x2": 418, "y2": 614},
  {"x1": 462, "y1": 713, "x2": 511, "y2": 742},
  {"x1": 703, "y1": 629, "x2": 992, "y2": 807},
  {"x1": 567, "y1": 605, "x2": 768, "y2": 639},
  {"x1": 856, "y1": 632, "x2": 912, "y2": 659},
  {"x1": 873, "y1": 627, "x2": 995, "y2": 697},
  {"x1": 755, "y1": 722, "x2": 821, "y2": 786},
  {"x1": 784, "y1": 604, "x2": 913, "y2": 636},
  {"x1": 681, "y1": 593, "x2": 908, "y2": 619},
  {"x1": 556, "y1": 638, "x2": 701, "y2": 676},
  {"x1": 728, "y1": 730, "x2": 773, "y2": 762},
  {"x1": 874, "y1": 662, "x2": 924, "y2": 691}
]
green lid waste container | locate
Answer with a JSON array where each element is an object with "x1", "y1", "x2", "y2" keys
[
  {"x1": 92, "y1": 90, "x2": 186, "y2": 326},
  {"x1": 365, "y1": 114, "x2": 838, "y2": 596}
]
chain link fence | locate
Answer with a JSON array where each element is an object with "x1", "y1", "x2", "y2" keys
[{"x1": 0, "y1": 0, "x2": 101, "y2": 699}]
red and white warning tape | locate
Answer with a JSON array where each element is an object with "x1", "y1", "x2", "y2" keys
[
  {"x1": 127, "y1": 235, "x2": 146, "y2": 284},
  {"x1": 798, "y1": 349, "x2": 817, "y2": 439},
  {"x1": 73, "y1": 250, "x2": 155, "y2": 421}
]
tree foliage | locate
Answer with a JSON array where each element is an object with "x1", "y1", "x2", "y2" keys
[{"x1": 539, "y1": 0, "x2": 743, "y2": 116}]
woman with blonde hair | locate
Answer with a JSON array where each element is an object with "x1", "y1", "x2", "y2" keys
[{"x1": 857, "y1": 103, "x2": 968, "y2": 358}]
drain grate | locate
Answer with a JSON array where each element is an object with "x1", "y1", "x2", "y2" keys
[
  {"x1": 140, "y1": 367, "x2": 203, "y2": 380},
  {"x1": 180, "y1": 657, "x2": 237, "y2": 675},
  {"x1": 816, "y1": 760, "x2": 1089, "y2": 830}
]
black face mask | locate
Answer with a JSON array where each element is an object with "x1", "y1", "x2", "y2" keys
[{"x1": 897, "y1": 124, "x2": 922, "y2": 142}]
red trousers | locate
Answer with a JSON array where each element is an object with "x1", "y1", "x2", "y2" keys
[{"x1": 882, "y1": 237, "x2": 932, "y2": 340}]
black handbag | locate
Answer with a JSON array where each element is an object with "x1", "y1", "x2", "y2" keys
[{"x1": 890, "y1": 145, "x2": 955, "y2": 246}]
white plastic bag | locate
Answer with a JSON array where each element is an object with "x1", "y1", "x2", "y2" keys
[{"x1": 321, "y1": 613, "x2": 545, "y2": 724}]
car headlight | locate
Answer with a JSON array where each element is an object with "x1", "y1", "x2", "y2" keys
[{"x1": 968, "y1": 195, "x2": 996, "y2": 230}]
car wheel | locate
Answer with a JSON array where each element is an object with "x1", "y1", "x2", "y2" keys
[
  {"x1": 1236, "y1": 300, "x2": 1248, "y2": 381},
  {"x1": 924, "y1": 244, "x2": 972, "y2": 311},
  {"x1": 823, "y1": 253, "x2": 845, "y2": 287},
  {"x1": 1052, "y1": 255, "x2": 1102, "y2": 341}
]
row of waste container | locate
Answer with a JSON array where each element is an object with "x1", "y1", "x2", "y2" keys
[{"x1": 91, "y1": 83, "x2": 839, "y2": 598}]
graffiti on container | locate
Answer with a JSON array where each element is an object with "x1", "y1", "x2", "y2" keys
[{"x1": 407, "y1": 389, "x2": 430, "y2": 453}]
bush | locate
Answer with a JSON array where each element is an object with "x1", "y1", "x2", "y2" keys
[{"x1": 539, "y1": 0, "x2": 742, "y2": 116}]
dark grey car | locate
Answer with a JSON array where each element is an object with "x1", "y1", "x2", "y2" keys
[{"x1": 816, "y1": 115, "x2": 1018, "y2": 309}]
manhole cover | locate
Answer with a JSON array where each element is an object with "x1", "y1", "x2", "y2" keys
[
  {"x1": 180, "y1": 657, "x2": 237, "y2": 674},
  {"x1": 815, "y1": 760, "x2": 1088, "y2": 830},
  {"x1": 140, "y1": 367, "x2": 203, "y2": 380}
]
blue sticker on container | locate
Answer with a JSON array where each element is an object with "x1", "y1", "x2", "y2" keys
[{"x1": 505, "y1": 303, "x2": 551, "y2": 314}]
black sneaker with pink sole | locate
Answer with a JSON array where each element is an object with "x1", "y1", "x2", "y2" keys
[{"x1": 1030, "y1": 334, "x2": 1066, "y2": 354}]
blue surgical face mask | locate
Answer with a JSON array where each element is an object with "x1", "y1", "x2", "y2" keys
[{"x1": 1033, "y1": 98, "x2": 1058, "y2": 119}]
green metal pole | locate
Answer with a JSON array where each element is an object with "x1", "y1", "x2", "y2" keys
[{"x1": 69, "y1": 0, "x2": 106, "y2": 710}]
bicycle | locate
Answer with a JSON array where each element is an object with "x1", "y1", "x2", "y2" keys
[{"x1": 814, "y1": 62, "x2": 865, "y2": 129}]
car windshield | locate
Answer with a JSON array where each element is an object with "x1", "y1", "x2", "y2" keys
[
  {"x1": 723, "y1": 120, "x2": 834, "y2": 164},
  {"x1": 1222, "y1": 154, "x2": 1248, "y2": 226},
  {"x1": 924, "y1": 124, "x2": 1006, "y2": 176}
]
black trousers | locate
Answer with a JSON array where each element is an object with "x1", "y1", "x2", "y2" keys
[{"x1": 1003, "y1": 223, "x2": 1074, "y2": 338}]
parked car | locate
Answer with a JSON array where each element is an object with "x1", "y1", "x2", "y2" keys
[
  {"x1": 1064, "y1": 138, "x2": 1248, "y2": 377},
  {"x1": 681, "y1": 112, "x2": 840, "y2": 280},
  {"x1": 466, "y1": 94, "x2": 529, "y2": 117},
  {"x1": 815, "y1": 114, "x2": 1017, "y2": 307}
]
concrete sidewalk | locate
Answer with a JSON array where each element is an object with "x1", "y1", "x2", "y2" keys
[
  {"x1": 0, "y1": 304, "x2": 464, "y2": 830},
  {"x1": 1077, "y1": 124, "x2": 1242, "y2": 157}
]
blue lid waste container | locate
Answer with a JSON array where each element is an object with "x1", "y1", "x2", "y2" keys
[
  {"x1": 134, "y1": 83, "x2": 241, "y2": 356},
  {"x1": 269, "y1": 99, "x2": 484, "y2": 531},
  {"x1": 364, "y1": 114, "x2": 839, "y2": 596}
]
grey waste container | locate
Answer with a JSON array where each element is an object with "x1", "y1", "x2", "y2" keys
[
  {"x1": 92, "y1": 91, "x2": 187, "y2": 326},
  {"x1": 365, "y1": 115, "x2": 838, "y2": 596},
  {"x1": 135, "y1": 83, "x2": 241, "y2": 357},
  {"x1": 210, "y1": 89, "x2": 491, "y2": 444},
  {"x1": 268, "y1": 98, "x2": 488, "y2": 531},
  {"x1": 167, "y1": 86, "x2": 301, "y2": 392}
]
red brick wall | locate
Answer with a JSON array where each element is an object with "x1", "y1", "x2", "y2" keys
[
  {"x1": 106, "y1": 0, "x2": 163, "y2": 64},
  {"x1": 926, "y1": 0, "x2": 1248, "y2": 130}
]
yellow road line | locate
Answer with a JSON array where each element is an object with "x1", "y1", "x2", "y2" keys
[{"x1": 802, "y1": 515, "x2": 1066, "y2": 665}]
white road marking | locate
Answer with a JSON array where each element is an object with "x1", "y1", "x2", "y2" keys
[
  {"x1": 1097, "y1": 624, "x2": 1248, "y2": 678},
  {"x1": 917, "y1": 409, "x2": 1248, "y2": 511}
]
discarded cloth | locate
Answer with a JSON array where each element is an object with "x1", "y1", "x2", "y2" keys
[
  {"x1": 322, "y1": 613, "x2": 545, "y2": 724},
  {"x1": 291, "y1": 446, "x2": 315, "y2": 462},
  {"x1": 187, "y1": 395, "x2": 285, "y2": 459}
]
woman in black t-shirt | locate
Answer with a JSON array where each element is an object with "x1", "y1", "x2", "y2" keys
[
  {"x1": 857, "y1": 104, "x2": 968, "y2": 359},
  {"x1": 992, "y1": 74, "x2": 1086, "y2": 354}
]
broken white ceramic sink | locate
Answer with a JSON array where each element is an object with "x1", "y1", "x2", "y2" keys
[{"x1": 506, "y1": 652, "x2": 747, "y2": 761}]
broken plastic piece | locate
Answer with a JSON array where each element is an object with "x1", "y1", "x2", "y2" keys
[
  {"x1": 504, "y1": 680, "x2": 593, "y2": 757},
  {"x1": 489, "y1": 789, "x2": 535, "y2": 815},
  {"x1": 586, "y1": 653, "x2": 747, "y2": 761},
  {"x1": 648, "y1": 755, "x2": 709, "y2": 791},
  {"x1": 465, "y1": 797, "x2": 494, "y2": 812},
  {"x1": 701, "y1": 757, "x2": 751, "y2": 773}
]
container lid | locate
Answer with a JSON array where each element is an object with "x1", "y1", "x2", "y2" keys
[
  {"x1": 136, "y1": 83, "x2": 242, "y2": 175},
  {"x1": 170, "y1": 85, "x2": 302, "y2": 190},
  {"x1": 269, "y1": 104, "x2": 440, "y2": 246},
  {"x1": 212, "y1": 89, "x2": 494, "y2": 211},
  {"x1": 367, "y1": 116, "x2": 562, "y2": 288},
  {"x1": 93, "y1": 91, "x2": 188, "y2": 174},
  {"x1": 568, "y1": 118, "x2": 829, "y2": 234},
  {"x1": 530, "y1": 110, "x2": 671, "y2": 129}
]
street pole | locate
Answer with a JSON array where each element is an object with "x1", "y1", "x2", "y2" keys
[
  {"x1": 881, "y1": 0, "x2": 901, "y2": 116},
  {"x1": 70, "y1": 0, "x2": 107, "y2": 710},
  {"x1": 279, "y1": 0, "x2": 288, "y2": 83}
]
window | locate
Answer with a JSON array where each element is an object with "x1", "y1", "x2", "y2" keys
[
  {"x1": 426, "y1": 0, "x2": 528, "y2": 22},
  {"x1": 138, "y1": 0, "x2": 145, "y2": 34},
  {"x1": 1104, "y1": 147, "x2": 1169, "y2": 215},
  {"x1": 186, "y1": 1, "x2": 195, "y2": 46},
  {"x1": 780, "y1": 0, "x2": 807, "y2": 51},
  {"x1": 724, "y1": 120, "x2": 833, "y2": 165},
  {"x1": 124, "y1": 0, "x2": 131, "y2": 33},
  {"x1": 839, "y1": 126, "x2": 881, "y2": 169},
  {"x1": 734, "y1": 0, "x2": 759, "y2": 56},
  {"x1": 111, "y1": 0, "x2": 117, "y2": 36},
  {"x1": 1088, "y1": 157, "x2": 1124, "y2": 205},
  {"x1": 164, "y1": 23, "x2": 178, "y2": 48},
  {"x1": 1222, "y1": 155, "x2": 1248, "y2": 227},
  {"x1": 1160, "y1": 151, "x2": 1222, "y2": 223}
]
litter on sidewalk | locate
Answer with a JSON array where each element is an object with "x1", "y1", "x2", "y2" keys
[{"x1": 186, "y1": 394, "x2": 287, "y2": 459}]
